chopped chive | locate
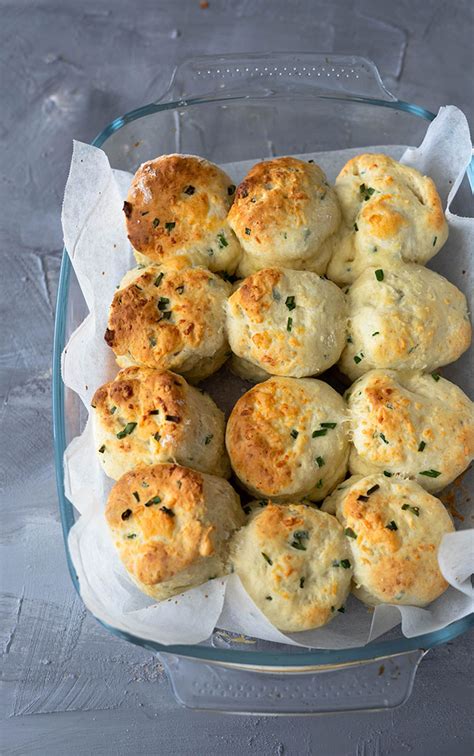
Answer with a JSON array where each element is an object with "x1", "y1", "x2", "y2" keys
[
  {"x1": 357, "y1": 494, "x2": 369, "y2": 502},
  {"x1": 126, "y1": 533, "x2": 137, "y2": 539},
  {"x1": 431, "y1": 372, "x2": 441, "y2": 382},
  {"x1": 161, "y1": 310, "x2": 172, "y2": 320},
  {"x1": 243, "y1": 504, "x2": 251, "y2": 515},
  {"x1": 287, "y1": 317, "x2": 293, "y2": 332},
  {"x1": 338, "y1": 606, "x2": 345, "y2": 613},
  {"x1": 149, "y1": 409, "x2": 160, "y2": 415},
  {"x1": 184, "y1": 185, "x2": 195, "y2": 195},
  {"x1": 228, "y1": 184, "x2": 236, "y2": 196},
  {"x1": 321, "y1": 422, "x2": 337, "y2": 429},
  {"x1": 160, "y1": 506, "x2": 175, "y2": 517},
  {"x1": 165, "y1": 414, "x2": 180, "y2": 423},
  {"x1": 291, "y1": 530, "x2": 309, "y2": 551},
  {"x1": 262, "y1": 552, "x2": 273, "y2": 565},
  {"x1": 141, "y1": 211, "x2": 150, "y2": 216},
  {"x1": 379, "y1": 433, "x2": 389, "y2": 444},
  {"x1": 312, "y1": 428, "x2": 327, "y2": 438},
  {"x1": 290, "y1": 429, "x2": 299, "y2": 439},
  {"x1": 316, "y1": 456, "x2": 325, "y2": 468},
  {"x1": 366, "y1": 484, "x2": 380, "y2": 495},
  {"x1": 402, "y1": 503, "x2": 420, "y2": 516},
  {"x1": 98, "y1": 445, "x2": 106, "y2": 454},
  {"x1": 372, "y1": 331, "x2": 380, "y2": 336},
  {"x1": 165, "y1": 221, "x2": 176, "y2": 233},
  {"x1": 353, "y1": 222, "x2": 358, "y2": 232},
  {"x1": 347, "y1": 335, "x2": 353, "y2": 343},
  {"x1": 383, "y1": 471, "x2": 393, "y2": 477},
  {"x1": 299, "y1": 577, "x2": 305, "y2": 588},
  {"x1": 152, "y1": 217, "x2": 160, "y2": 228},
  {"x1": 375, "y1": 269, "x2": 384, "y2": 281},
  {"x1": 154, "y1": 272, "x2": 164, "y2": 287},
  {"x1": 344, "y1": 527, "x2": 357, "y2": 539},
  {"x1": 354, "y1": 352, "x2": 364, "y2": 364},
  {"x1": 110, "y1": 406, "x2": 117, "y2": 414},
  {"x1": 359, "y1": 183, "x2": 375, "y2": 201},
  {"x1": 121, "y1": 509, "x2": 132, "y2": 521},
  {"x1": 141, "y1": 481, "x2": 149, "y2": 488},
  {"x1": 265, "y1": 595, "x2": 273, "y2": 601},
  {"x1": 316, "y1": 479, "x2": 323, "y2": 489},
  {"x1": 217, "y1": 233, "x2": 228, "y2": 248},
  {"x1": 285, "y1": 295, "x2": 296, "y2": 311},
  {"x1": 433, "y1": 236, "x2": 437, "y2": 246},
  {"x1": 144, "y1": 496, "x2": 162, "y2": 507},
  {"x1": 149, "y1": 336, "x2": 157, "y2": 347},
  {"x1": 245, "y1": 227, "x2": 251, "y2": 235},
  {"x1": 116, "y1": 422, "x2": 137, "y2": 439},
  {"x1": 418, "y1": 441, "x2": 426, "y2": 452},
  {"x1": 204, "y1": 434, "x2": 213, "y2": 445},
  {"x1": 154, "y1": 432, "x2": 161, "y2": 442},
  {"x1": 132, "y1": 491, "x2": 140, "y2": 502},
  {"x1": 386, "y1": 521, "x2": 398, "y2": 531},
  {"x1": 419, "y1": 469, "x2": 441, "y2": 478},
  {"x1": 157, "y1": 297, "x2": 170, "y2": 310},
  {"x1": 340, "y1": 559, "x2": 351, "y2": 569}
]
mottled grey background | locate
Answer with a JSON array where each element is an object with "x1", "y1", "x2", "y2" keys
[{"x1": 1, "y1": 1, "x2": 473, "y2": 754}]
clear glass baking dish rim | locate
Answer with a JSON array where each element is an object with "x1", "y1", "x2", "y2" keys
[{"x1": 52, "y1": 52, "x2": 474, "y2": 670}]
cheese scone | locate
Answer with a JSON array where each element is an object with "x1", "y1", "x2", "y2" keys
[
  {"x1": 106, "y1": 463, "x2": 244, "y2": 600},
  {"x1": 231, "y1": 503, "x2": 352, "y2": 631}
]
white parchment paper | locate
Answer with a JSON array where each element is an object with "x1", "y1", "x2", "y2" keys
[{"x1": 62, "y1": 106, "x2": 474, "y2": 648}]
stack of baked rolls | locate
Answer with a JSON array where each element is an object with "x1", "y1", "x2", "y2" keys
[{"x1": 90, "y1": 150, "x2": 473, "y2": 634}]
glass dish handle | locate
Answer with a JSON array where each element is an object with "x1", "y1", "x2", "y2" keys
[
  {"x1": 160, "y1": 649, "x2": 425, "y2": 714},
  {"x1": 160, "y1": 53, "x2": 397, "y2": 104}
]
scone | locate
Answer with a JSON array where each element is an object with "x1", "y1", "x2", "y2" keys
[
  {"x1": 339, "y1": 263, "x2": 471, "y2": 381},
  {"x1": 227, "y1": 157, "x2": 341, "y2": 277},
  {"x1": 346, "y1": 370, "x2": 474, "y2": 492},
  {"x1": 91, "y1": 367, "x2": 230, "y2": 480},
  {"x1": 226, "y1": 376, "x2": 349, "y2": 501},
  {"x1": 322, "y1": 474, "x2": 454, "y2": 606},
  {"x1": 123, "y1": 154, "x2": 241, "y2": 273},
  {"x1": 324, "y1": 153, "x2": 449, "y2": 285},
  {"x1": 105, "y1": 463, "x2": 245, "y2": 600},
  {"x1": 104, "y1": 261, "x2": 231, "y2": 382},
  {"x1": 231, "y1": 503, "x2": 352, "y2": 631},
  {"x1": 226, "y1": 267, "x2": 347, "y2": 378}
]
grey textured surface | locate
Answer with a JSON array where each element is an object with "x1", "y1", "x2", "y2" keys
[{"x1": 1, "y1": 1, "x2": 473, "y2": 754}]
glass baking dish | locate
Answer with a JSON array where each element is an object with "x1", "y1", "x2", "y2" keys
[{"x1": 52, "y1": 53, "x2": 473, "y2": 714}]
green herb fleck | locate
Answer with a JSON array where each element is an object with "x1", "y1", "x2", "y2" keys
[
  {"x1": 312, "y1": 428, "x2": 327, "y2": 438},
  {"x1": 386, "y1": 521, "x2": 398, "y2": 531},
  {"x1": 354, "y1": 352, "x2": 364, "y2": 364},
  {"x1": 158, "y1": 297, "x2": 170, "y2": 310},
  {"x1": 433, "y1": 236, "x2": 437, "y2": 247},
  {"x1": 383, "y1": 471, "x2": 393, "y2": 477},
  {"x1": 184, "y1": 185, "x2": 195, "y2": 195},
  {"x1": 141, "y1": 211, "x2": 150, "y2": 216},
  {"x1": 152, "y1": 217, "x2": 160, "y2": 228},
  {"x1": 160, "y1": 506, "x2": 175, "y2": 517},
  {"x1": 228, "y1": 184, "x2": 236, "y2": 196},
  {"x1": 338, "y1": 606, "x2": 345, "y2": 613},
  {"x1": 340, "y1": 559, "x2": 351, "y2": 569},
  {"x1": 300, "y1": 577, "x2": 305, "y2": 588},
  {"x1": 290, "y1": 429, "x2": 299, "y2": 439},
  {"x1": 402, "y1": 503, "x2": 420, "y2": 516},
  {"x1": 98, "y1": 445, "x2": 106, "y2": 454},
  {"x1": 217, "y1": 233, "x2": 228, "y2": 248},
  {"x1": 316, "y1": 456, "x2": 325, "y2": 468},
  {"x1": 154, "y1": 272, "x2": 164, "y2": 287},
  {"x1": 144, "y1": 496, "x2": 162, "y2": 507},
  {"x1": 121, "y1": 509, "x2": 132, "y2": 521},
  {"x1": 165, "y1": 221, "x2": 176, "y2": 233},
  {"x1": 357, "y1": 494, "x2": 369, "y2": 502},
  {"x1": 367, "y1": 484, "x2": 380, "y2": 495},
  {"x1": 344, "y1": 527, "x2": 357, "y2": 539},
  {"x1": 149, "y1": 336, "x2": 157, "y2": 347},
  {"x1": 272, "y1": 288, "x2": 281, "y2": 301},
  {"x1": 316, "y1": 478, "x2": 323, "y2": 489},
  {"x1": 149, "y1": 409, "x2": 160, "y2": 415},
  {"x1": 132, "y1": 491, "x2": 140, "y2": 502},
  {"x1": 126, "y1": 533, "x2": 137, "y2": 539},
  {"x1": 419, "y1": 469, "x2": 441, "y2": 478},
  {"x1": 418, "y1": 441, "x2": 426, "y2": 452},
  {"x1": 321, "y1": 422, "x2": 337, "y2": 429},
  {"x1": 161, "y1": 310, "x2": 172, "y2": 320},
  {"x1": 287, "y1": 317, "x2": 293, "y2": 332},
  {"x1": 372, "y1": 331, "x2": 380, "y2": 336},
  {"x1": 154, "y1": 432, "x2": 161, "y2": 442},
  {"x1": 245, "y1": 227, "x2": 251, "y2": 235},
  {"x1": 291, "y1": 530, "x2": 309, "y2": 551},
  {"x1": 431, "y1": 372, "x2": 441, "y2": 382},
  {"x1": 375, "y1": 269, "x2": 384, "y2": 281},
  {"x1": 360, "y1": 183, "x2": 375, "y2": 201},
  {"x1": 262, "y1": 552, "x2": 273, "y2": 565},
  {"x1": 204, "y1": 434, "x2": 213, "y2": 445},
  {"x1": 141, "y1": 481, "x2": 149, "y2": 488},
  {"x1": 285, "y1": 295, "x2": 296, "y2": 311},
  {"x1": 165, "y1": 414, "x2": 180, "y2": 423},
  {"x1": 354, "y1": 222, "x2": 359, "y2": 232},
  {"x1": 379, "y1": 433, "x2": 389, "y2": 444},
  {"x1": 347, "y1": 335, "x2": 353, "y2": 343},
  {"x1": 110, "y1": 406, "x2": 117, "y2": 414},
  {"x1": 117, "y1": 422, "x2": 137, "y2": 439}
]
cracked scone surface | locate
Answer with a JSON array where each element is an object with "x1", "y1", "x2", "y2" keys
[
  {"x1": 324, "y1": 153, "x2": 448, "y2": 285},
  {"x1": 346, "y1": 369, "x2": 474, "y2": 492},
  {"x1": 230, "y1": 503, "x2": 352, "y2": 632},
  {"x1": 226, "y1": 267, "x2": 347, "y2": 378},
  {"x1": 92, "y1": 367, "x2": 230, "y2": 480},
  {"x1": 106, "y1": 463, "x2": 244, "y2": 600},
  {"x1": 226, "y1": 376, "x2": 349, "y2": 501},
  {"x1": 104, "y1": 261, "x2": 231, "y2": 382},
  {"x1": 227, "y1": 157, "x2": 341, "y2": 277},
  {"x1": 339, "y1": 263, "x2": 471, "y2": 381},
  {"x1": 322, "y1": 474, "x2": 454, "y2": 606},
  {"x1": 124, "y1": 153, "x2": 241, "y2": 273}
]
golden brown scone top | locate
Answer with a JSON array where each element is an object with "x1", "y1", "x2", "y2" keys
[
  {"x1": 104, "y1": 262, "x2": 231, "y2": 373},
  {"x1": 106, "y1": 463, "x2": 215, "y2": 586},
  {"x1": 123, "y1": 154, "x2": 240, "y2": 271}
]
